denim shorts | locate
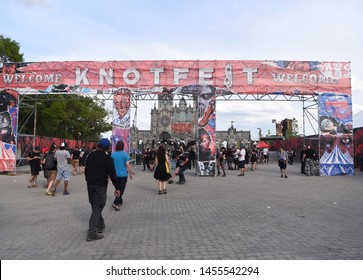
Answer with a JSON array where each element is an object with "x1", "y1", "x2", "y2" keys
[{"x1": 56, "y1": 169, "x2": 70, "y2": 181}]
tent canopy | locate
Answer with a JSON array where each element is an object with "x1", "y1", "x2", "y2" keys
[{"x1": 256, "y1": 141, "x2": 270, "y2": 149}]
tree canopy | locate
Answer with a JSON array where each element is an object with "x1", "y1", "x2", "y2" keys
[
  {"x1": 1, "y1": 34, "x2": 112, "y2": 141},
  {"x1": 0, "y1": 35, "x2": 24, "y2": 63},
  {"x1": 19, "y1": 96, "x2": 112, "y2": 142}
]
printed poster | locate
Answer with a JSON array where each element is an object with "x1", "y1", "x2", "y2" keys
[
  {"x1": 195, "y1": 85, "x2": 216, "y2": 176},
  {"x1": 112, "y1": 88, "x2": 131, "y2": 153},
  {"x1": 319, "y1": 93, "x2": 354, "y2": 176}
]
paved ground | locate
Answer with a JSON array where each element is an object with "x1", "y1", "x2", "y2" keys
[{"x1": 1, "y1": 162, "x2": 362, "y2": 260}]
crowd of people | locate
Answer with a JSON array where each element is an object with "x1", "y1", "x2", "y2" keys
[
  {"x1": 26, "y1": 139, "x2": 320, "y2": 242},
  {"x1": 26, "y1": 143, "x2": 93, "y2": 194}
]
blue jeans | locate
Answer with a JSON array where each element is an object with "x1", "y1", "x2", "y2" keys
[{"x1": 178, "y1": 165, "x2": 188, "y2": 182}]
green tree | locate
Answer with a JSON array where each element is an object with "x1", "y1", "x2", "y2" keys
[
  {"x1": 1, "y1": 35, "x2": 111, "y2": 141},
  {"x1": 19, "y1": 95, "x2": 112, "y2": 142},
  {"x1": 0, "y1": 35, "x2": 24, "y2": 63}
]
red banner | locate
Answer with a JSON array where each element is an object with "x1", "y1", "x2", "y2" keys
[
  {"x1": 172, "y1": 123, "x2": 193, "y2": 133},
  {"x1": 1, "y1": 60, "x2": 351, "y2": 95}
]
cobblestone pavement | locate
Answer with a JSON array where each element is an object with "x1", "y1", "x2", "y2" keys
[{"x1": 1, "y1": 163, "x2": 362, "y2": 260}]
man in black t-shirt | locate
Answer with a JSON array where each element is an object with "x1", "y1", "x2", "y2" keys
[
  {"x1": 174, "y1": 151, "x2": 189, "y2": 184},
  {"x1": 85, "y1": 139, "x2": 119, "y2": 242},
  {"x1": 142, "y1": 148, "x2": 150, "y2": 171},
  {"x1": 27, "y1": 146, "x2": 41, "y2": 188}
]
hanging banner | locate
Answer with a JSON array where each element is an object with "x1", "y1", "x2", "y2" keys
[
  {"x1": 319, "y1": 93, "x2": 354, "y2": 176},
  {"x1": 0, "y1": 60, "x2": 353, "y2": 176},
  {"x1": 0, "y1": 89, "x2": 18, "y2": 172},
  {"x1": 111, "y1": 88, "x2": 130, "y2": 153},
  {"x1": 1, "y1": 60, "x2": 351, "y2": 95},
  {"x1": 195, "y1": 85, "x2": 216, "y2": 176}
]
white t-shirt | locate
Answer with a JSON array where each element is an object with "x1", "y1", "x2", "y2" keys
[
  {"x1": 238, "y1": 148, "x2": 246, "y2": 161},
  {"x1": 54, "y1": 149, "x2": 71, "y2": 171}
]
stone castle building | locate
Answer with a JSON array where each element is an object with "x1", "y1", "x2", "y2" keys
[{"x1": 132, "y1": 95, "x2": 251, "y2": 150}]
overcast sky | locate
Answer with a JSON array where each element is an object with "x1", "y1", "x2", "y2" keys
[{"x1": 2, "y1": 0, "x2": 363, "y2": 140}]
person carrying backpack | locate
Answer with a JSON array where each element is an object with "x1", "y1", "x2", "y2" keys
[{"x1": 43, "y1": 144, "x2": 57, "y2": 195}]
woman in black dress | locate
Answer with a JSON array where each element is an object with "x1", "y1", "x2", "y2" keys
[{"x1": 153, "y1": 145, "x2": 172, "y2": 194}]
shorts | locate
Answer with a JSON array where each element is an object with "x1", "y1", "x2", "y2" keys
[
  {"x1": 238, "y1": 160, "x2": 245, "y2": 169},
  {"x1": 56, "y1": 169, "x2": 70, "y2": 181},
  {"x1": 30, "y1": 166, "x2": 40, "y2": 176},
  {"x1": 278, "y1": 159, "x2": 287, "y2": 169},
  {"x1": 48, "y1": 170, "x2": 57, "y2": 181}
]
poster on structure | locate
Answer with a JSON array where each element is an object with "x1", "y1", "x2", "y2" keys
[
  {"x1": 196, "y1": 85, "x2": 217, "y2": 176},
  {"x1": 319, "y1": 93, "x2": 354, "y2": 176},
  {"x1": 0, "y1": 60, "x2": 352, "y2": 173},
  {"x1": 112, "y1": 88, "x2": 131, "y2": 154},
  {"x1": 0, "y1": 89, "x2": 18, "y2": 172}
]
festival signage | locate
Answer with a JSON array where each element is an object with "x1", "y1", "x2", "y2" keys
[
  {"x1": 0, "y1": 60, "x2": 353, "y2": 175},
  {"x1": 172, "y1": 123, "x2": 193, "y2": 133},
  {"x1": 1, "y1": 60, "x2": 351, "y2": 95},
  {"x1": 112, "y1": 88, "x2": 130, "y2": 153},
  {"x1": 0, "y1": 89, "x2": 18, "y2": 172},
  {"x1": 195, "y1": 85, "x2": 217, "y2": 176},
  {"x1": 319, "y1": 93, "x2": 354, "y2": 176}
]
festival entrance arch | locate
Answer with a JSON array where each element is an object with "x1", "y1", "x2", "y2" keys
[{"x1": 0, "y1": 60, "x2": 352, "y2": 176}]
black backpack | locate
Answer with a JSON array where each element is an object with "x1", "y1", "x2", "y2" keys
[{"x1": 44, "y1": 152, "x2": 55, "y2": 170}]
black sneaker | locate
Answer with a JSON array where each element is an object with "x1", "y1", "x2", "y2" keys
[
  {"x1": 86, "y1": 233, "x2": 104, "y2": 242},
  {"x1": 112, "y1": 204, "x2": 120, "y2": 211},
  {"x1": 63, "y1": 191, "x2": 70, "y2": 195}
]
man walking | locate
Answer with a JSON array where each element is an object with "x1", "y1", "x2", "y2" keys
[
  {"x1": 26, "y1": 146, "x2": 41, "y2": 188},
  {"x1": 85, "y1": 138, "x2": 120, "y2": 242},
  {"x1": 111, "y1": 140, "x2": 133, "y2": 211},
  {"x1": 52, "y1": 142, "x2": 71, "y2": 195}
]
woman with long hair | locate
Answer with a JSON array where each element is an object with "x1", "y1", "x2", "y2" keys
[{"x1": 153, "y1": 145, "x2": 172, "y2": 194}]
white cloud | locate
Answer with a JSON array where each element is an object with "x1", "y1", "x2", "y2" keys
[{"x1": 15, "y1": 0, "x2": 52, "y2": 7}]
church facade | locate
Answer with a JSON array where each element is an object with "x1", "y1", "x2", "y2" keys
[{"x1": 132, "y1": 95, "x2": 251, "y2": 150}]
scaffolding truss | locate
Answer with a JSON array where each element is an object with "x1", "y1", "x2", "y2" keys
[{"x1": 17, "y1": 89, "x2": 319, "y2": 140}]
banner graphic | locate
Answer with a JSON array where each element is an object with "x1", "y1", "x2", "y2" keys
[
  {"x1": 319, "y1": 93, "x2": 354, "y2": 176},
  {"x1": 112, "y1": 88, "x2": 131, "y2": 153},
  {"x1": 196, "y1": 85, "x2": 216, "y2": 176},
  {"x1": 0, "y1": 89, "x2": 18, "y2": 172},
  {"x1": 1, "y1": 60, "x2": 351, "y2": 95}
]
